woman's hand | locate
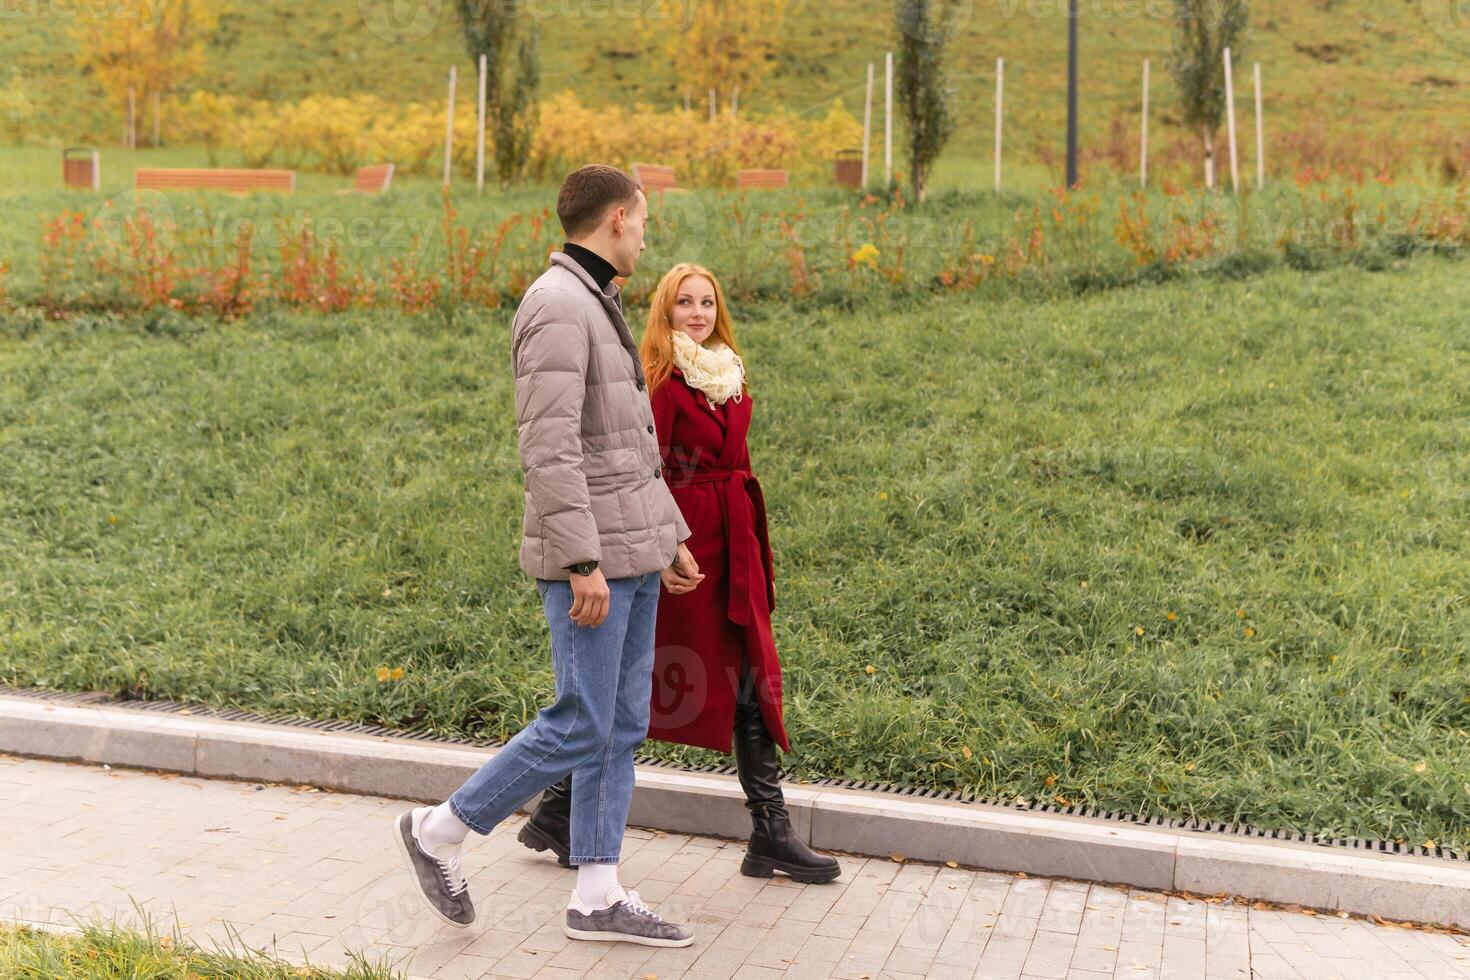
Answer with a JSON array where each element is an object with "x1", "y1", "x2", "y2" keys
[{"x1": 661, "y1": 542, "x2": 704, "y2": 595}]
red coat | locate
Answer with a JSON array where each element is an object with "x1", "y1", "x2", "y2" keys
[{"x1": 646, "y1": 368, "x2": 789, "y2": 753}]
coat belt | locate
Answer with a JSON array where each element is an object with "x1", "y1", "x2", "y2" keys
[{"x1": 675, "y1": 466, "x2": 770, "y2": 626}]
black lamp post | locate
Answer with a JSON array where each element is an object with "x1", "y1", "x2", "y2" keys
[{"x1": 1066, "y1": 0, "x2": 1079, "y2": 189}]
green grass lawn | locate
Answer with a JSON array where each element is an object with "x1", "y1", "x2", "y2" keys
[
  {"x1": 0, "y1": 920, "x2": 397, "y2": 978},
  {"x1": 2, "y1": 253, "x2": 1467, "y2": 851}
]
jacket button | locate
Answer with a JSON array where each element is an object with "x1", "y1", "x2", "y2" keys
[
  {"x1": 654, "y1": 468, "x2": 662, "y2": 479},
  {"x1": 647, "y1": 424, "x2": 655, "y2": 434},
  {"x1": 636, "y1": 380, "x2": 646, "y2": 391}
]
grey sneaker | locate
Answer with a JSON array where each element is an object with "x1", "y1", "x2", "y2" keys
[
  {"x1": 564, "y1": 886, "x2": 694, "y2": 947},
  {"x1": 393, "y1": 806, "x2": 474, "y2": 928}
]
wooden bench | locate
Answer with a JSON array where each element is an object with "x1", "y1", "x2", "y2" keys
[
  {"x1": 134, "y1": 168, "x2": 296, "y2": 194},
  {"x1": 338, "y1": 163, "x2": 395, "y2": 195},
  {"x1": 631, "y1": 162, "x2": 680, "y2": 194},
  {"x1": 736, "y1": 168, "x2": 789, "y2": 190}
]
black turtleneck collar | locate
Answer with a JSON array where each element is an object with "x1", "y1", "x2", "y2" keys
[{"x1": 562, "y1": 242, "x2": 618, "y2": 291}]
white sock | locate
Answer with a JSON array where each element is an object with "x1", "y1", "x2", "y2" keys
[
  {"x1": 417, "y1": 802, "x2": 470, "y2": 859},
  {"x1": 576, "y1": 862, "x2": 620, "y2": 908}
]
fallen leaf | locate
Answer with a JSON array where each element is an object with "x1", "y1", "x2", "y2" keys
[
  {"x1": 889, "y1": 852, "x2": 906, "y2": 863},
  {"x1": 945, "y1": 861, "x2": 958, "y2": 868}
]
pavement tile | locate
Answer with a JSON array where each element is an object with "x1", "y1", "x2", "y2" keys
[{"x1": 0, "y1": 754, "x2": 1461, "y2": 980}]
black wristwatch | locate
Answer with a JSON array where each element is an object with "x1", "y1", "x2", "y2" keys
[{"x1": 566, "y1": 560, "x2": 599, "y2": 576}]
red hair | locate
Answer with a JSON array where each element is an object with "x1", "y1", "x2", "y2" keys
[{"x1": 639, "y1": 263, "x2": 746, "y2": 397}]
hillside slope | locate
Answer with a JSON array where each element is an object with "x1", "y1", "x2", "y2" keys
[{"x1": 3, "y1": 0, "x2": 1466, "y2": 175}]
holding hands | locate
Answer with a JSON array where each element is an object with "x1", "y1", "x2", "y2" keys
[{"x1": 661, "y1": 543, "x2": 704, "y2": 595}]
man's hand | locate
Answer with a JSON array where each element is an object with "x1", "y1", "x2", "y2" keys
[
  {"x1": 661, "y1": 542, "x2": 705, "y2": 595},
  {"x1": 568, "y1": 568, "x2": 611, "y2": 627}
]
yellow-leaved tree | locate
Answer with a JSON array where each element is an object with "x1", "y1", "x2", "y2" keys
[
  {"x1": 73, "y1": 0, "x2": 219, "y2": 146},
  {"x1": 647, "y1": 0, "x2": 788, "y2": 112}
]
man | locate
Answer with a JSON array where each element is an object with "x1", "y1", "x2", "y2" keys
[{"x1": 393, "y1": 164, "x2": 705, "y2": 946}]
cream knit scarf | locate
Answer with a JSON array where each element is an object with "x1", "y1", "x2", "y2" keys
[{"x1": 671, "y1": 330, "x2": 746, "y2": 410}]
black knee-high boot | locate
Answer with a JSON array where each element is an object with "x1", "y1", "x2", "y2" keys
[
  {"x1": 518, "y1": 775, "x2": 573, "y2": 867},
  {"x1": 734, "y1": 695, "x2": 842, "y2": 884}
]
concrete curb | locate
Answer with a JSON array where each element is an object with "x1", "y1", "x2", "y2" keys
[{"x1": 3, "y1": 693, "x2": 1466, "y2": 930}]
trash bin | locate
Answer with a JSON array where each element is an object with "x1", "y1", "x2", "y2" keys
[
  {"x1": 834, "y1": 148, "x2": 863, "y2": 189},
  {"x1": 63, "y1": 147, "x2": 100, "y2": 190}
]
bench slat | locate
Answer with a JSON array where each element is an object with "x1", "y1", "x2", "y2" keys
[
  {"x1": 350, "y1": 163, "x2": 395, "y2": 194},
  {"x1": 632, "y1": 162, "x2": 679, "y2": 193},
  {"x1": 135, "y1": 168, "x2": 296, "y2": 194},
  {"x1": 736, "y1": 169, "x2": 789, "y2": 190}
]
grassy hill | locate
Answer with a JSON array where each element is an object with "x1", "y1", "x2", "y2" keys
[{"x1": 4, "y1": 0, "x2": 1468, "y2": 184}]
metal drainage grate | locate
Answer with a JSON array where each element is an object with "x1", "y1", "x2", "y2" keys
[{"x1": 2, "y1": 683, "x2": 1463, "y2": 865}]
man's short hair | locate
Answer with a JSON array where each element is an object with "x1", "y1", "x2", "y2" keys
[{"x1": 557, "y1": 165, "x2": 641, "y2": 238}]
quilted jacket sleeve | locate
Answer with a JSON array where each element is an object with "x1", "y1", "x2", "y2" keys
[{"x1": 512, "y1": 291, "x2": 599, "y2": 569}]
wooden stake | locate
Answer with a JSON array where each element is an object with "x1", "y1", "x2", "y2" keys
[
  {"x1": 152, "y1": 90, "x2": 161, "y2": 147},
  {"x1": 127, "y1": 84, "x2": 136, "y2": 150},
  {"x1": 1140, "y1": 58, "x2": 1150, "y2": 188},
  {"x1": 476, "y1": 54, "x2": 487, "y2": 193},
  {"x1": 731, "y1": 85, "x2": 739, "y2": 118},
  {"x1": 993, "y1": 57, "x2": 1004, "y2": 193},
  {"x1": 683, "y1": 87, "x2": 690, "y2": 112},
  {"x1": 862, "y1": 62, "x2": 874, "y2": 187},
  {"x1": 1253, "y1": 62, "x2": 1265, "y2": 189},
  {"x1": 708, "y1": 87, "x2": 716, "y2": 121},
  {"x1": 1223, "y1": 46, "x2": 1239, "y2": 193},
  {"x1": 883, "y1": 51, "x2": 893, "y2": 185},
  {"x1": 443, "y1": 65, "x2": 457, "y2": 189}
]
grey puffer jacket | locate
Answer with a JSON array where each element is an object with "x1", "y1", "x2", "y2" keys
[{"x1": 510, "y1": 252, "x2": 690, "y2": 581}]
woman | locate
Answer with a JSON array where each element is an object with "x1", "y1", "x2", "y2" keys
[{"x1": 519, "y1": 263, "x2": 840, "y2": 884}]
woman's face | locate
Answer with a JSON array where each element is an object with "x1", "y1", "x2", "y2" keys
[{"x1": 671, "y1": 275, "x2": 717, "y2": 345}]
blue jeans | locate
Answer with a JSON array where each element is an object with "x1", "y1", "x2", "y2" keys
[{"x1": 447, "y1": 571, "x2": 660, "y2": 865}]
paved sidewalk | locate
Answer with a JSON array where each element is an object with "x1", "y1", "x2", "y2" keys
[{"x1": 1, "y1": 754, "x2": 1467, "y2": 980}]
